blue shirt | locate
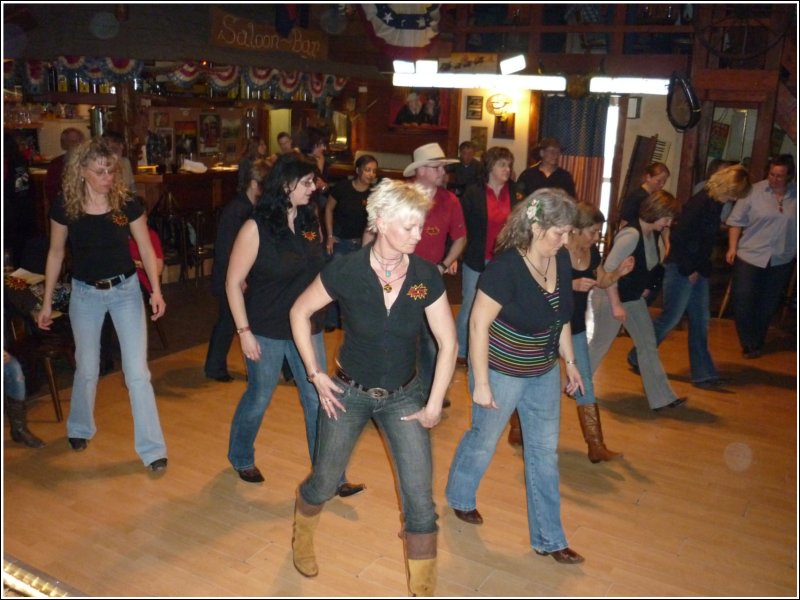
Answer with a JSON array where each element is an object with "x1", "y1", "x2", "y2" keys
[{"x1": 726, "y1": 179, "x2": 796, "y2": 268}]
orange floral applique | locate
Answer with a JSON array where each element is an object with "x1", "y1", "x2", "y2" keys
[
  {"x1": 4, "y1": 275, "x2": 28, "y2": 290},
  {"x1": 425, "y1": 225, "x2": 440, "y2": 237},
  {"x1": 302, "y1": 230, "x2": 318, "y2": 241},
  {"x1": 111, "y1": 212, "x2": 129, "y2": 226},
  {"x1": 407, "y1": 283, "x2": 428, "y2": 300}
]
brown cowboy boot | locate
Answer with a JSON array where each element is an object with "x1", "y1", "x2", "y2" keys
[
  {"x1": 8, "y1": 401, "x2": 45, "y2": 448},
  {"x1": 291, "y1": 491, "x2": 324, "y2": 577},
  {"x1": 577, "y1": 403, "x2": 622, "y2": 463}
]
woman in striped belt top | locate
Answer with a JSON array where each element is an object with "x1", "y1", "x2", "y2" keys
[{"x1": 446, "y1": 188, "x2": 585, "y2": 564}]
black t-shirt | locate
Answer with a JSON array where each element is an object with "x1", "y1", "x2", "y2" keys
[
  {"x1": 321, "y1": 244, "x2": 445, "y2": 390},
  {"x1": 329, "y1": 179, "x2": 370, "y2": 240},
  {"x1": 569, "y1": 245, "x2": 601, "y2": 335},
  {"x1": 245, "y1": 217, "x2": 326, "y2": 339},
  {"x1": 517, "y1": 166, "x2": 576, "y2": 199},
  {"x1": 50, "y1": 195, "x2": 142, "y2": 282},
  {"x1": 478, "y1": 247, "x2": 574, "y2": 334},
  {"x1": 618, "y1": 187, "x2": 649, "y2": 225}
]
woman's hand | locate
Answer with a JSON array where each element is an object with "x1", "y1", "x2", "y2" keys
[
  {"x1": 401, "y1": 404, "x2": 442, "y2": 429},
  {"x1": 725, "y1": 247, "x2": 737, "y2": 265},
  {"x1": 313, "y1": 373, "x2": 346, "y2": 420},
  {"x1": 611, "y1": 302, "x2": 626, "y2": 323},
  {"x1": 36, "y1": 305, "x2": 54, "y2": 331},
  {"x1": 688, "y1": 271, "x2": 700, "y2": 285},
  {"x1": 149, "y1": 291, "x2": 166, "y2": 320},
  {"x1": 471, "y1": 382, "x2": 498, "y2": 409},
  {"x1": 564, "y1": 363, "x2": 584, "y2": 397},
  {"x1": 572, "y1": 277, "x2": 597, "y2": 292},
  {"x1": 238, "y1": 330, "x2": 261, "y2": 362},
  {"x1": 325, "y1": 236, "x2": 336, "y2": 255}
]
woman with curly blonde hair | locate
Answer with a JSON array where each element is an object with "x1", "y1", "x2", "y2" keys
[{"x1": 37, "y1": 137, "x2": 168, "y2": 471}]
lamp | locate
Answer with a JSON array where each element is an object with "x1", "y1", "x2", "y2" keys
[
  {"x1": 393, "y1": 73, "x2": 566, "y2": 91},
  {"x1": 393, "y1": 60, "x2": 415, "y2": 74},
  {"x1": 499, "y1": 54, "x2": 526, "y2": 75},
  {"x1": 415, "y1": 59, "x2": 438, "y2": 75},
  {"x1": 486, "y1": 93, "x2": 513, "y2": 116},
  {"x1": 589, "y1": 77, "x2": 670, "y2": 95}
]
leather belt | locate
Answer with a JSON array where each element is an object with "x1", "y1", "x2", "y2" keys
[
  {"x1": 335, "y1": 367, "x2": 416, "y2": 399},
  {"x1": 82, "y1": 269, "x2": 136, "y2": 290}
]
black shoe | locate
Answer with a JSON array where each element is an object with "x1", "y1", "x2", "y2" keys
[
  {"x1": 453, "y1": 508, "x2": 483, "y2": 525},
  {"x1": 443, "y1": 398, "x2": 451, "y2": 408},
  {"x1": 693, "y1": 379, "x2": 722, "y2": 390},
  {"x1": 68, "y1": 437, "x2": 88, "y2": 451},
  {"x1": 653, "y1": 397, "x2": 687, "y2": 412},
  {"x1": 207, "y1": 373, "x2": 234, "y2": 382},
  {"x1": 236, "y1": 466, "x2": 265, "y2": 483},
  {"x1": 148, "y1": 458, "x2": 168, "y2": 472},
  {"x1": 337, "y1": 482, "x2": 366, "y2": 498}
]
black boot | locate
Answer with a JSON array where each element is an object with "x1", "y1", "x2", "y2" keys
[{"x1": 8, "y1": 400, "x2": 45, "y2": 448}]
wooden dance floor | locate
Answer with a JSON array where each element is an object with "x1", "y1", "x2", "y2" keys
[{"x1": 3, "y1": 312, "x2": 797, "y2": 597}]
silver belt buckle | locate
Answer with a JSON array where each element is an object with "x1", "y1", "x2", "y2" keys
[
  {"x1": 367, "y1": 387, "x2": 388, "y2": 399},
  {"x1": 95, "y1": 278, "x2": 112, "y2": 289}
]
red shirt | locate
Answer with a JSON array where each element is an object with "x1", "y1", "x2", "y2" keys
[
  {"x1": 484, "y1": 183, "x2": 512, "y2": 260},
  {"x1": 414, "y1": 187, "x2": 466, "y2": 264},
  {"x1": 128, "y1": 228, "x2": 163, "y2": 293}
]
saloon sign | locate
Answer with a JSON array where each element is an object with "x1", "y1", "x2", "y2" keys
[{"x1": 211, "y1": 8, "x2": 328, "y2": 60}]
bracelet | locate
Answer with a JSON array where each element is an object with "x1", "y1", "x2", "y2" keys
[
  {"x1": 438, "y1": 261, "x2": 447, "y2": 271},
  {"x1": 565, "y1": 359, "x2": 577, "y2": 365},
  {"x1": 306, "y1": 369, "x2": 320, "y2": 383},
  {"x1": 236, "y1": 325, "x2": 251, "y2": 335}
]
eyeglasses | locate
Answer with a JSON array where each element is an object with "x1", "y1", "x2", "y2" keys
[{"x1": 86, "y1": 167, "x2": 115, "y2": 177}]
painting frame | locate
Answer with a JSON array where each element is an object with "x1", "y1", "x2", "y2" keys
[
  {"x1": 470, "y1": 126, "x2": 488, "y2": 155},
  {"x1": 174, "y1": 120, "x2": 198, "y2": 159},
  {"x1": 493, "y1": 114, "x2": 515, "y2": 140},
  {"x1": 389, "y1": 87, "x2": 450, "y2": 131},
  {"x1": 466, "y1": 95, "x2": 483, "y2": 120},
  {"x1": 198, "y1": 112, "x2": 222, "y2": 155}
]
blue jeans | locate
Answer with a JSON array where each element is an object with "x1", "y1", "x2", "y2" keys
[
  {"x1": 455, "y1": 264, "x2": 482, "y2": 359},
  {"x1": 571, "y1": 331, "x2": 596, "y2": 406},
  {"x1": 628, "y1": 262, "x2": 718, "y2": 382},
  {"x1": 446, "y1": 366, "x2": 568, "y2": 552},
  {"x1": 4, "y1": 354, "x2": 26, "y2": 401},
  {"x1": 228, "y1": 332, "x2": 325, "y2": 471},
  {"x1": 68, "y1": 274, "x2": 167, "y2": 466},
  {"x1": 300, "y1": 376, "x2": 437, "y2": 534}
]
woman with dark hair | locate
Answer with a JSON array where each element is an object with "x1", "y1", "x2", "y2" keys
[
  {"x1": 455, "y1": 146, "x2": 519, "y2": 365},
  {"x1": 37, "y1": 137, "x2": 167, "y2": 470},
  {"x1": 225, "y1": 153, "x2": 362, "y2": 496},
  {"x1": 323, "y1": 154, "x2": 379, "y2": 330},
  {"x1": 567, "y1": 204, "x2": 633, "y2": 462},
  {"x1": 289, "y1": 179, "x2": 456, "y2": 594},
  {"x1": 726, "y1": 154, "x2": 796, "y2": 358},
  {"x1": 617, "y1": 161, "x2": 670, "y2": 230},
  {"x1": 588, "y1": 190, "x2": 686, "y2": 411},
  {"x1": 446, "y1": 188, "x2": 585, "y2": 564},
  {"x1": 629, "y1": 164, "x2": 752, "y2": 384}
]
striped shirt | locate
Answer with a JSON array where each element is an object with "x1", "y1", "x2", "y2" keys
[{"x1": 488, "y1": 288, "x2": 561, "y2": 377}]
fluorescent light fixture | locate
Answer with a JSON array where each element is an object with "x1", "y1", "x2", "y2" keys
[
  {"x1": 589, "y1": 77, "x2": 670, "y2": 95},
  {"x1": 393, "y1": 60, "x2": 415, "y2": 74},
  {"x1": 393, "y1": 73, "x2": 566, "y2": 92},
  {"x1": 500, "y1": 54, "x2": 526, "y2": 75},
  {"x1": 415, "y1": 59, "x2": 438, "y2": 75}
]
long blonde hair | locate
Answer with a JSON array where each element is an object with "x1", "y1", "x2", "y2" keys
[{"x1": 62, "y1": 138, "x2": 130, "y2": 221}]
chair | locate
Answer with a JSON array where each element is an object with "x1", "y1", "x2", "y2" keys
[{"x1": 6, "y1": 307, "x2": 75, "y2": 422}]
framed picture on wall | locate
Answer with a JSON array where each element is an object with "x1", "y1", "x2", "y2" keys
[
  {"x1": 470, "y1": 126, "x2": 488, "y2": 154},
  {"x1": 174, "y1": 120, "x2": 198, "y2": 159},
  {"x1": 466, "y1": 95, "x2": 483, "y2": 120},
  {"x1": 198, "y1": 112, "x2": 222, "y2": 155},
  {"x1": 493, "y1": 114, "x2": 515, "y2": 140},
  {"x1": 389, "y1": 87, "x2": 450, "y2": 130},
  {"x1": 155, "y1": 128, "x2": 174, "y2": 163}
]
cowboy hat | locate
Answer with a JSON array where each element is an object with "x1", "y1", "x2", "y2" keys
[{"x1": 403, "y1": 143, "x2": 459, "y2": 178}]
